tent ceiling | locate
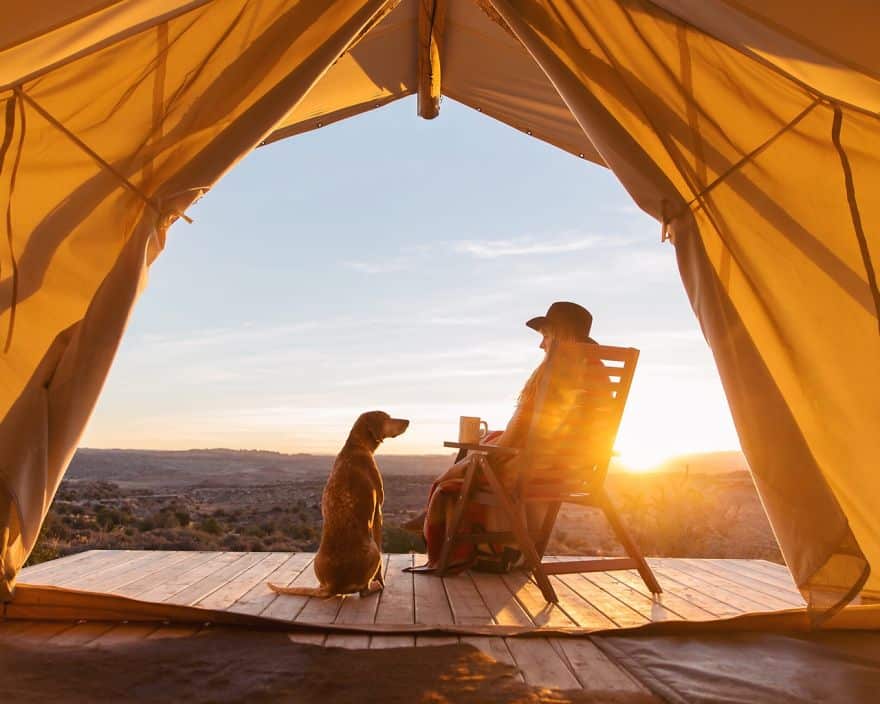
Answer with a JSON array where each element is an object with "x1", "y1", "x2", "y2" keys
[
  {"x1": 0, "y1": 0, "x2": 213, "y2": 89},
  {"x1": 263, "y1": 0, "x2": 606, "y2": 165},
  {"x1": 651, "y1": 0, "x2": 880, "y2": 113}
]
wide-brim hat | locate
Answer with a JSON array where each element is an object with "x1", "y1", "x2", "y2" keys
[{"x1": 526, "y1": 301, "x2": 596, "y2": 343}]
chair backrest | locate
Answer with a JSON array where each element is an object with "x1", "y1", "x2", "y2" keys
[{"x1": 519, "y1": 342, "x2": 639, "y2": 488}]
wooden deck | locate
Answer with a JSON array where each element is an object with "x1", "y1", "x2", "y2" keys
[{"x1": 5, "y1": 550, "x2": 806, "y2": 693}]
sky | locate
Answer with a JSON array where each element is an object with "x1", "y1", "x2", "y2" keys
[{"x1": 80, "y1": 97, "x2": 741, "y2": 469}]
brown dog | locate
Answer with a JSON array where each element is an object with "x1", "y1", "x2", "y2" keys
[{"x1": 268, "y1": 411, "x2": 409, "y2": 597}]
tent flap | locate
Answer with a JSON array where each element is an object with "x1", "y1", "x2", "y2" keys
[{"x1": 0, "y1": 0, "x2": 392, "y2": 599}]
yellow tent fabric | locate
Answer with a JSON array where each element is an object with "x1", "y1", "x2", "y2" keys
[{"x1": 1, "y1": 0, "x2": 878, "y2": 621}]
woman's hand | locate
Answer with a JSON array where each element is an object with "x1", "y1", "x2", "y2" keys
[{"x1": 481, "y1": 430, "x2": 504, "y2": 445}]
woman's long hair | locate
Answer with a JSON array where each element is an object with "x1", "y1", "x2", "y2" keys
[{"x1": 517, "y1": 327, "x2": 582, "y2": 406}]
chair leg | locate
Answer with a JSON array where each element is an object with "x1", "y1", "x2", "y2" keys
[
  {"x1": 479, "y1": 457, "x2": 558, "y2": 603},
  {"x1": 535, "y1": 501, "x2": 561, "y2": 558},
  {"x1": 437, "y1": 456, "x2": 479, "y2": 574},
  {"x1": 599, "y1": 489, "x2": 662, "y2": 594}
]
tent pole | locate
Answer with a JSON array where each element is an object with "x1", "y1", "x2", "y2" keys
[{"x1": 417, "y1": 0, "x2": 446, "y2": 119}]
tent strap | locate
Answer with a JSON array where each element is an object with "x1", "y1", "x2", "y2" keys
[
  {"x1": 831, "y1": 105, "x2": 880, "y2": 335},
  {"x1": 680, "y1": 97, "x2": 822, "y2": 219},
  {"x1": 13, "y1": 87, "x2": 193, "y2": 227}
]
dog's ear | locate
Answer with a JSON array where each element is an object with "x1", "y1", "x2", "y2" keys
[{"x1": 364, "y1": 412, "x2": 389, "y2": 444}]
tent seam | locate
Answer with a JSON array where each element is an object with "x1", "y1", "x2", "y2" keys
[
  {"x1": 830, "y1": 105, "x2": 880, "y2": 335},
  {"x1": 3, "y1": 93, "x2": 25, "y2": 353}
]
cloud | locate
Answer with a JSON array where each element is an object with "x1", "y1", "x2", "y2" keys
[
  {"x1": 343, "y1": 256, "x2": 413, "y2": 274},
  {"x1": 452, "y1": 233, "x2": 615, "y2": 259}
]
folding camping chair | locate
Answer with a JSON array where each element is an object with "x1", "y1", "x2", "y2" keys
[{"x1": 439, "y1": 343, "x2": 661, "y2": 603}]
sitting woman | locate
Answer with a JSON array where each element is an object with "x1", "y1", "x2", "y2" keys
[{"x1": 405, "y1": 301, "x2": 597, "y2": 572}]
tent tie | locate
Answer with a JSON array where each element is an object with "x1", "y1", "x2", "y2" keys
[
  {"x1": 831, "y1": 105, "x2": 880, "y2": 335},
  {"x1": 661, "y1": 98, "x2": 822, "y2": 229},
  {"x1": 0, "y1": 93, "x2": 24, "y2": 353},
  {"x1": 13, "y1": 87, "x2": 193, "y2": 228},
  {"x1": 660, "y1": 199, "x2": 671, "y2": 242}
]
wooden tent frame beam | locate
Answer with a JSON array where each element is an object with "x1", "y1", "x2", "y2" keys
[{"x1": 417, "y1": 0, "x2": 446, "y2": 119}]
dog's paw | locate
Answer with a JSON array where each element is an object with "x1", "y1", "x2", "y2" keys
[{"x1": 358, "y1": 580, "x2": 383, "y2": 597}]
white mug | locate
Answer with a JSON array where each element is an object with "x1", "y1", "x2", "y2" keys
[{"x1": 459, "y1": 416, "x2": 489, "y2": 444}]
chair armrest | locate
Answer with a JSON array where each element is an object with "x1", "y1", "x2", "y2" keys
[{"x1": 443, "y1": 441, "x2": 519, "y2": 456}]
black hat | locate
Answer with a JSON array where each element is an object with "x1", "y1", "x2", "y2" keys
[{"x1": 526, "y1": 301, "x2": 595, "y2": 342}]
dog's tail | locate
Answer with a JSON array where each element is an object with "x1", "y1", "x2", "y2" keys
[{"x1": 267, "y1": 582, "x2": 334, "y2": 598}]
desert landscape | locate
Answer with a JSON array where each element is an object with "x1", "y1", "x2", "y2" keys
[{"x1": 27, "y1": 447, "x2": 782, "y2": 567}]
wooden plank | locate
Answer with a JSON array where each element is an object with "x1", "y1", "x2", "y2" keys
[
  {"x1": 197, "y1": 553, "x2": 288, "y2": 610},
  {"x1": 744, "y1": 558, "x2": 794, "y2": 585},
  {"x1": 261, "y1": 556, "x2": 317, "y2": 622},
  {"x1": 17, "y1": 550, "x2": 98, "y2": 580},
  {"x1": 609, "y1": 569, "x2": 716, "y2": 620},
  {"x1": 685, "y1": 559, "x2": 805, "y2": 607},
  {"x1": 751, "y1": 559, "x2": 795, "y2": 579},
  {"x1": 413, "y1": 559, "x2": 453, "y2": 626},
  {"x1": 54, "y1": 550, "x2": 147, "y2": 587},
  {"x1": 442, "y1": 571, "x2": 494, "y2": 625},
  {"x1": 20, "y1": 550, "x2": 129, "y2": 585},
  {"x1": 334, "y1": 556, "x2": 385, "y2": 626},
  {"x1": 134, "y1": 552, "x2": 243, "y2": 603},
  {"x1": 582, "y1": 571, "x2": 680, "y2": 622},
  {"x1": 115, "y1": 551, "x2": 218, "y2": 598},
  {"x1": 547, "y1": 576, "x2": 617, "y2": 629},
  {"x1": 500, "y1": 570, "x2": 574, "y2": 628},
  {"x1": 371, "y1": 554, "x2": 416, "y2": 649},
  {"x1": 227, "y1": 552, "x2": 312, "y2": 616},
  {"x1": 63, "y1": 551, "x2": 170, "y2": 592},
  {"x1": 294, "y1": 568, "x2": 344, "y2": 626},
  {"x1": 257, "y1": 549, "x2": 324, "y2": 644},
  {"x1": 164, "y1": 552, "x2": 267, "y2": 606},
  {"x1": 626, "y1": 565, "x2": 741, "y2": 618},
  {"x1": 711, "y1": 559, "x2": 800, "y2": 595},
  {"x1": 374, "y1": 553, "x2": 415, "y2": 625},
  {"x1": 505, "y1": 637, "x2": 581, "y2": 690},
  {"x1": 652, "y1": 559, "x2": 788, "y2": 613},
  {"x1": 551, "y1": 638, "x2": 651, "y2": 695},
  {"x1": 470, "y1": 571, "x2": 533, "y2": 627},
  {"x1": 326, "y1": 553, "x2": 385, "y2": 650},
  {"x1": 554, "y1": 571, "x2": 649, "y2": 628}
]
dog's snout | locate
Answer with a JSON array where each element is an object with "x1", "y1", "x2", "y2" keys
[{"x1": 385, "y1": 418, "x2": 410, "y2": 437}]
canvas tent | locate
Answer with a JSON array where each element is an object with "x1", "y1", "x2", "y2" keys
[{"x1": 0, "y1": 0, "x2": 878, "y2": 622}]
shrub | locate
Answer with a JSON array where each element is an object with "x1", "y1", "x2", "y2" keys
[
  {"x1": 199, "y1": 517, "x2": 223, "y2": 535},
  {"x1": 383, "y1": 526, "x2": 424, "y2": 554},
  {"x1": 95, "y1": 507, "x2": 124, "y2": 531}
]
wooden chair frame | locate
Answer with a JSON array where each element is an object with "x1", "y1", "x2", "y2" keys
[{"x1": 438, "y1": 343, "x2": 661, "y2": 602}]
